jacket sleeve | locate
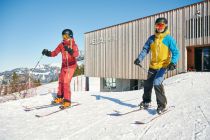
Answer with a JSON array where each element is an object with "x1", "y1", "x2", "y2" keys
[
  {"x1": 137, "y1": 35, "x2": 153, "y2": 62},
  {"x1": 168, "y1": 37, "x2": 180, "y2": 64},
  {"x1": 51, "y1": 44, "x2": 62, "y2": 57}
]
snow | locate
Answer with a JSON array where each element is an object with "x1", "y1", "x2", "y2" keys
[
  {"x1": 0, "y1": 72, "x2": 210, "y2": 140},
  {"x1": 33, "y1": 71, "x2": 51, "y2": 75},
  {"x1": 36, "y1": 64, "x2": 45, "y2": 69},
  {"x1": 49, "y1": 63, "x2": 62, "y2": 68}
]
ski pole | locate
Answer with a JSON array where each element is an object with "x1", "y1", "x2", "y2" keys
[
  {"x1": 137, "y1": 64, "x2": 154, "y2": 75},
  {"x1": 32, "y1": 54, "x2": 44, "y2": 73},
  {"x1": 28, "y1": 54, "x2": 44, "y2": 89}
]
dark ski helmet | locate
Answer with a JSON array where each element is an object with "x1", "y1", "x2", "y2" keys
[
  {"x1": 62, "y1": 29, "x2": 73, "y2": 38},
  {"x1": 155, "y1": 17, "x2": 168, "y2": 25}
]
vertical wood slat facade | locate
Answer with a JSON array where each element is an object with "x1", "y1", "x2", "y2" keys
[{"x1": 85, "y1": 0, "x2": 210, "y2": 79}]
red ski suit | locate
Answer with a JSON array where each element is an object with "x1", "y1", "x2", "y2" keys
[{"x1": 50, "y1": 39, "x2": 78, "y2": 102}]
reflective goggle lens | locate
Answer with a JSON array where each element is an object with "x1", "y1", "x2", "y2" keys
[
  {"x1": 155, "y1": 23, "x2": 166, "y2": 29},
  {"x1": 62, "y1": 34, "x2": 69, "y2": 39}
]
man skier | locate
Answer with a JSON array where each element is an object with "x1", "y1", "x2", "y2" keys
[
  {"x1": 134, "y1": 18, "x2": 179, "y2": 114},
  {"x1": 42, "y1": 29, "x2": 79, "y2": 109}
]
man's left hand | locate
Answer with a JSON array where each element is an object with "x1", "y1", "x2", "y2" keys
[{"x1": 167, "y1": 62, "x2": 176, "y2": 71}]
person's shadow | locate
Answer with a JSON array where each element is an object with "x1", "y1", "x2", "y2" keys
[
  {"x1": 91, "y1": 94, "x2": 157, "y2": 116},
  {"x1": 145, "y1": 108, "x2": 157, "y2": 115},
  {"x1": 91, "y1": 94, "x2": 137, "y2": 108}
]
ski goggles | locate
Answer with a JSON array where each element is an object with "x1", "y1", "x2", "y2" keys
[
  {"x1": 155, "y1": 23, "x2": 167, "y2": 29},
  {"x1": 62, "y1": 34, "x2": 69, "y2": 40}
]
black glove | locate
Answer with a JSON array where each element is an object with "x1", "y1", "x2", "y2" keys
[
  {"x1": 167, "y1": 62, "x2": 176, "y2": 71},
  {"x1": 134, "y1": 58, "x2": 141, "y2": 66},
  {"x1": 64, "y1": 46, "x2": 74, "y2": 55},
  {"x1": 42, "y1": 49, "x2": 51, "y2": 57}
]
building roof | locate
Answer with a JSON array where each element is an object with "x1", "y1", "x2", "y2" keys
[{"x1": 85, "y1": 0, "x2": 205, "y2": 34}]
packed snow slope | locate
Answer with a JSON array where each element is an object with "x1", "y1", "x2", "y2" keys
[{"x1": 0, "y1": 72, "x2": 210, "y2": 140}]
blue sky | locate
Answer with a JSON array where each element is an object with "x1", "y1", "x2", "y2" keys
[{"x1": 0, "y1": 0, "x2": 202, "y2": 72}]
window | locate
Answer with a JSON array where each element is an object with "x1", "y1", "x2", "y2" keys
[{"x1": 104, "y1": 78, "x2": 116, "y2": 89}]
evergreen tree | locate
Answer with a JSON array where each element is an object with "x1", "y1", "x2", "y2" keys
[
  {"x1": 73, "y1": 65, "x2": 84, "y2": 77},
  {"x1": 10, "y1": 72, "x2": 20, "y2": 93}
]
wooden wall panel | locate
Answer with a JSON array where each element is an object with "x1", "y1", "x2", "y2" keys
[{"x1": 85, "y1": 0, "x2": 210, "y2": 79}]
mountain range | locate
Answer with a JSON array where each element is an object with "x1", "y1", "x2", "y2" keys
[{"x1": 0, "y1": 56, "x2": 84, "y2": 84}]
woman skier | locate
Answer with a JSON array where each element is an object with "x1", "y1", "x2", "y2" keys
[{"x1": 42, "y1": 29, "x2": 79, "y2": 109}]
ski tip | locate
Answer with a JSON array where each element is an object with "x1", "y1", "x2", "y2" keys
[
  {"x1": 113, "y1": 110, "x2": 120, "y2": 113},
  {"x1": 134, "y1": 121, "x2": 146, "y2": 125},
  {"x1": 24, "y1": 109, "x2": 31, "y2": 112},
  {"x1": 35, "y1": 115, "x2": 41, "y2": 118},
  {"x1": 108, "y1": 113, "x2": 121, "y2": 116}
]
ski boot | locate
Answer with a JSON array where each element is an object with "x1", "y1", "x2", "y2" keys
[
  {"x1": 157, "y1": 105, "x2": 167, "y2": 114},
  {"x1": 51, "y1": 97, "x2": 63, "y2": 105},
  {"x1": 139, "y1": 101, "x2": 151, "y2": 109},
  {"x1": 59, "y1": 100, "x2": 71, "y2": 109}
]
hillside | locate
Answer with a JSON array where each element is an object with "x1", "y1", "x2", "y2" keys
[{"x1": 0, "y1": 72, "x2": 210, "y2": 140}]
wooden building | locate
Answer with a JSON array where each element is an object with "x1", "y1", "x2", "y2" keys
[{"x1": 85, "y1": 0, "x2": 210, "y2": 91}]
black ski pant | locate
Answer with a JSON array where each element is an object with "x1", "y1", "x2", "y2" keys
[{"x1": 142, "y1": 68, "x2": 167, "y2": 108}]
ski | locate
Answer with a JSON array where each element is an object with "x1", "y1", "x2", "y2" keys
[
  {"x1": 35, "y1": 103, "x2": 81, "y2": 118},
  {"x1": 23, "y1": 104, "x2": 59, "y2": 111},
  {"x1": 23, "y1": 101, "x2": 79, "y2": 111},
  {"x1": 109, "y1": 106, "x2": 155, "y2": 116},
  {"x1": 134, "y1": 106, "x2": 175, "y2": 125}
]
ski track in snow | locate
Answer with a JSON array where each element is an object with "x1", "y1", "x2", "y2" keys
[{"x1": 0, "y1": 72, "x2": 210, "y2": 140}]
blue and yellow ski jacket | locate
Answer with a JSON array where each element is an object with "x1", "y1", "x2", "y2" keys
[{"x1": 137, "y1": 30, "x2": 179, "y2": 69}]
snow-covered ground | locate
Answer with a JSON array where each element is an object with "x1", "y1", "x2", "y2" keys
[{"x1": 0, "y1": 72, "x2": 210, "y2": 140}]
